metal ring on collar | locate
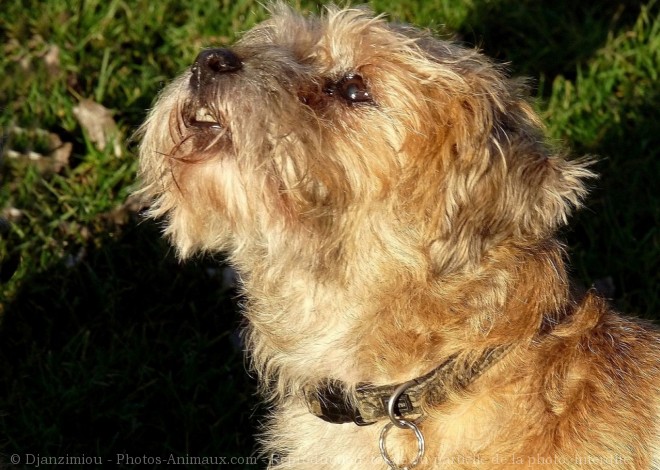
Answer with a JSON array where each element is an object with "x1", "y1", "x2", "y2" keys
[
  {"x1": 387, "y1": 379, "x2": 416, "y2": 429},
  {"x1": 379, "y1": 419, "x2": 425, "y2": 469}
]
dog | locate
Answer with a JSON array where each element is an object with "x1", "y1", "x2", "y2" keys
[{"x1": 137, "y1": 3, "x2": 660, "y2": 468}]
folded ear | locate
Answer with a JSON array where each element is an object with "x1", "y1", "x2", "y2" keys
[
  {"x1": 411, "y1": 46, "x2": 596, "y2": 273},
  {"x1": 502, "y1": 143, "x2": 595, "y2": 239}
]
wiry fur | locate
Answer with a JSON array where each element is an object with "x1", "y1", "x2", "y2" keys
[{"x1": 138, "y1": 4, "x2": 660, "y2": 468}]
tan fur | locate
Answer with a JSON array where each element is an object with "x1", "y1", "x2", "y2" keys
[{"x1": 137, "y1": 3, "x2": 660, "y2": 468}]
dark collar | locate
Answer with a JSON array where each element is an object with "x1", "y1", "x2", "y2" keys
[{"x1": 303, "y1": 344, "x2": 512, "y2": 426}]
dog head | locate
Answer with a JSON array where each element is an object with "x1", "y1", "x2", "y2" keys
[{"x1": 138, "y1": 3, "x2": 593, "y2": 276}]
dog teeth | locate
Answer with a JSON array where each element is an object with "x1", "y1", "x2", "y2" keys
[
  {"x1": 193, "y1": 108, "x2": 222, "y2": 128},
  {"x1": 195, "y1": 108, "x2": 215, "y2": 122}
]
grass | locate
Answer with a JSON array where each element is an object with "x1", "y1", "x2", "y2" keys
[{"x1": 1, "y1": 0, "x2": 658, "y2": 468}]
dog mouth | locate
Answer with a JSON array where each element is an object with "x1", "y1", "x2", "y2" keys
[
  {"x1": 184, "y1": 105, "x2": 224, "y2": 130},
  {"x1": 179, "y1": 100, "x2": 233, "y2": 152}
]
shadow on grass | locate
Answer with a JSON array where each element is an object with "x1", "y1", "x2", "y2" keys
[
  {"x1": 567, "y1": 96, "x2": 660, "y2": 320},
  {"x1": 458, "y1": 0, "x2": 648, "y2": 86},
  {"x1": 0, "y1": 219, "x2": 261, "y2": 468}
]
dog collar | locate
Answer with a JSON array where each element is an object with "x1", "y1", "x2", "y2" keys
[{"x1": 303, "y1": 344, "x2": 512, "y2": 426}]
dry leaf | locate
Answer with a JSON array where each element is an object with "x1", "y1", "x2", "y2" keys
[
  {"x1": 42, "y1": 44, "x2": 61, "y2": 76},
  {"x1": 73, "y1": 99, "x2": 122, "y2": 157},
  {"x1": 3, "y1": 126, "x2": 72, "y2": 173}
]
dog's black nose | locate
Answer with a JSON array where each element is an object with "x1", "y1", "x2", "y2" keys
[{"x1": 191, "y1": 48, "x2": 242, "y2": 80}]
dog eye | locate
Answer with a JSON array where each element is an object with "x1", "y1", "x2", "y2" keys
[
  {"x1": 338, "y1": 75, "x2": 371, "y2": 103},
  {"x1": 323, "y1": 74, "x2": 372, "y2": 104}
]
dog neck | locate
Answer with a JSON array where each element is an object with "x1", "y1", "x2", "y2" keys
[{"x1": 242, "y1": 238, "x2": 572, "y2": 400}]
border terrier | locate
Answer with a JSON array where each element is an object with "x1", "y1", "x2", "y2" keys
[{"x1": 138, "y1": 3, "x2": 659, "y2": 468}]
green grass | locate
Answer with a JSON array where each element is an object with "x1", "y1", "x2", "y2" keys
[{"x1": 1, "y1": 0, "x2": 658, "y2": 468}]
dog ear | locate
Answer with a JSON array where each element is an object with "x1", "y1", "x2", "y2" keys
[
  {"x1": 467, "y1": 90, "x2": 596, "y2": 240},
  {"x1": 409, "y1": 47, "x2": 595, "y2": 272}
]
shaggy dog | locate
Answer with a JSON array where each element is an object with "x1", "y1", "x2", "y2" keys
[{"x1": 138, "y1": 3, "x2": 660, "y2": 468}]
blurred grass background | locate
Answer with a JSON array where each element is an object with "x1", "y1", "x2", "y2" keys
[{"x1": 1, "y1": 0, "x2": 658, "y2": 468}]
